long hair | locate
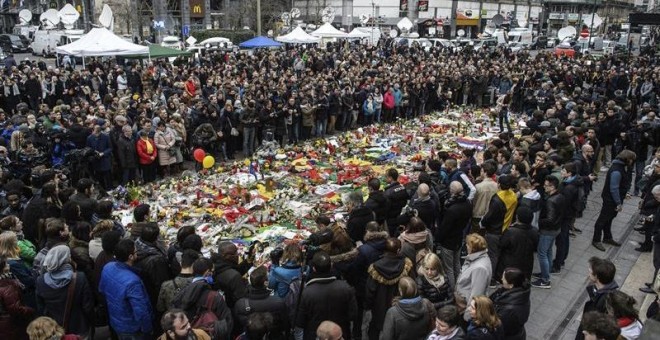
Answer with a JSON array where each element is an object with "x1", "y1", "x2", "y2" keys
[
  {"x1": 605, "y1": 291, "x2": 639, "y2": 320},
  {"x1": 27, "y1": 317, "x2": 65, "y2": 340},
  {"x1": 471, "y1": 296, "x2": 502, "y2": 330},
  {"x1": 0, "y1": 231, "x2": 19, "y2": 258}
]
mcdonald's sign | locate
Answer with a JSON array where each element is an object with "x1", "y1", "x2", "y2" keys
[{"x1": 190, "y1": 0, "x2": 204, "y2": 18}]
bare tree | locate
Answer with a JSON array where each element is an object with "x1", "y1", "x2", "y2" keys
[{"x1": 225, "y1": 0, "x2": 287, "y2": 32}]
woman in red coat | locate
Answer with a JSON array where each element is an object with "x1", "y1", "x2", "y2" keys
[
  {"x1": 136, "y1": 130, "x2": 158, "y2": 183},
  {"x1": 383, "y1": 87, "x2": 396, "y2": 123},
  {"x1": 0, "y1": 255, "x2": 34, "y2": 339}
]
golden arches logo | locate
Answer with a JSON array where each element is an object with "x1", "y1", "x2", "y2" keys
[{"x1": 192, "y1": 5, "x2": 202, "y2": 13}]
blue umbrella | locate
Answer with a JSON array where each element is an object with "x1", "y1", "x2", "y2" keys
[{"x1": 239, "y1": 36, "x2": 283, "y2": 49}]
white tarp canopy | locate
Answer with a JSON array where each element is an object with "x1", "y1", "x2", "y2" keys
[
  {"x1": 55, "y1": 27, "x2": 148, "y2": 57},
  {"x1": 276, "y1": 26, "x2": 320, "y2": 44},
  {"x1": 311, "y1": 23, "x2": 348, "y2": 38},
  {"x1": 347, "y1": 28, "x2": 371, "y2": 38}
]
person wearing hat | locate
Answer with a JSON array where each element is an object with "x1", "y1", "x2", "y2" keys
[
  {"x1": 493, "y1": 206, "x2": 539, "y2": 280},
  {"x1": 35, "y1": 245, "x2": 94, "y2": 338}
]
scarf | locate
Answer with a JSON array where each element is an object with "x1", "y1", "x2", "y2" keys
[
  {"x1": 399, "y1": 230, "x2": 428, "y2": 245},
  {"x1": 143, "y1": 137, "x2": 154, "y2": 154},
  {"x1": 418, "y1": 269, "x2": 446, "y2": 289},
  {"x1": 44, "y1": 263, "x2": 74, "y2": 289},
  {"x1": 0, "y1": 271, "x2": 25, "y2": 290},
  {"x1": 617, "y1": 316, "x2": 636, "y2": 328},
  {"x1": 427, "y1": 328, "x2": 460, "y2": 340}
]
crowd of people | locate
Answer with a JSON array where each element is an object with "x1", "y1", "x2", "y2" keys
[{"x1": 0, "y1": 34, "x2": 659, "y2": 340}]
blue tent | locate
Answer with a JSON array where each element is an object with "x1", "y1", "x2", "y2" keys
[{"x1": 239, "y1": 36, "x2": 283, "y2": 49}]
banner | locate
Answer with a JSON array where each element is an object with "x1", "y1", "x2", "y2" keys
[
  {"x1": 400, "y1": 0, "x2": 408, "y2": 12},
  {"x1": 418, "y1": 0, "x2": 429, "y2": 12},
  {"x1": 190, "y1": 0, "x2": 204, "y2": 18}
]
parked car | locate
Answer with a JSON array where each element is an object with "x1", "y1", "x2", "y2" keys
[
  {"x1": 530, "y1": 36, "x2": 548, "y2": 50},
  {"x1": 0, "y1": 48, "x2": 6, "y2": 62},
  {"x1": 546, "y1": 37, "x2": 560, "y2": 48},
  {"x1": 0, "y1": 34, "x2": 29, "y2": 53},
  {"x1": 473, "y1": 38, "x2": 499, "y2": 52},
  {"x1": 554, "y1": 41, "x2": 580, "y2": 58},
  {"x1": 508, "y1": 42, "x2": 526, "y2": 53}
]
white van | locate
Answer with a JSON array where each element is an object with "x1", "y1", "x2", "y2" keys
[
  {"x1": 507, "y1": 28, "x2": 533, "y2": 48},
  {"x1": 31, "y1": 30, "x2": 62, "y2": 56},
  {"x1": 161, "y1": 36, "x2": 182, "y2": 50}
]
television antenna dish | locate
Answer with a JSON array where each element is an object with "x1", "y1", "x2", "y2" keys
[
  {"x1": 397, "y1": 17, "x2": 413, "y2": 31},
  {"x1": 19, "y1": 10, "x2": 32, "y2": 25},
  {"x1": 59, "y1": 4, "x2": 80, "y2": 29},
  {"x1": 457, "y1": 29, "x2": 466, "y2": 37},
  {"x1": 99, "y1": 4, "x2": 114, "y2": 30},
  {"x1": 389, "y1": 29, "x2": 398, "y2": 38},
  {"x1": 280, "y1": 12, "x2": 290, "y2": 25},
  {"x1": 40, "y1": 9, "x2": 60, "y2": 29},
  {"x1": 491, "y1": 14, "x2": 504, "y2": 27},
  {"x1": 321, "y1": 6, "x2": 335, "y2": 23},
  {"x1": 359, "y1": 14, "x2": 370, "y2": 25},
  {"x1": 291, "y1": 8, "x2": 301, "y2": 19},
  {"x1": 557, "y1": 26, "x2": 576, "y2": 41}
]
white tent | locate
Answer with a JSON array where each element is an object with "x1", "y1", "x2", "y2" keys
[
  {"x1": 276, "y1": 26, "x2": 320, "y2": 44},
  {"x1": 55, "y1": 27, "x2": 148, "y2": 57},
  {"x1": 311, "y1": 23, "x2": 348, "y2": 38},
  {"x1": 347, "y1": 28, "x2": 371, "y2": 39}
]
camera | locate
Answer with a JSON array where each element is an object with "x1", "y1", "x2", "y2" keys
[{"x1": 270, "y1": 247, "x2": 284, "y2": 266}]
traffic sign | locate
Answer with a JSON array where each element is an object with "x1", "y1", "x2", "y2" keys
[{"x1": 182, "y1": 25, "x2": 190, "y2": 37}]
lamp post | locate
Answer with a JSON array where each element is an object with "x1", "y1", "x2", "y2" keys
[
  {"x1": 256, "y1": 0, "x2": 261, "y2": 35},
  {"x1": 588, "y1": 0, "x2": 596, "y2": 38}
]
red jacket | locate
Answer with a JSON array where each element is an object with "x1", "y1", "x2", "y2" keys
[
  {"x1": 0, "y1": 278, "x2": 34, "y2": 339},
  {"x1": 383, "y1": 92, "x2": 395, "y2": 110},
  {"x1": 136, "y1": 138, "x2": 158, "y2": 165}
]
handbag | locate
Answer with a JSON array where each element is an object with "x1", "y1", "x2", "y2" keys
[
  {"x1": 228, "y1": 118, "x2": 239, "y2": 136},
  {"x1": 63, "y1": 273, "x2": 78, "y2": 332}
]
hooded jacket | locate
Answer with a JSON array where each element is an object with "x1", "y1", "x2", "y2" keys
[
  {"x1": 436, "y1": 194, "x2": 473, "y2": 251},
  {"x1": 490, "y1": 285, "x2": 531, "y2": 340},
  {"x1": 381, "y1": 296, "x2": 435, "y2": 340},
  {"x1": 365, "y1": 254, "x2": 413, "y2": 332},
  {"x1": 517, "y1": 190, "x2": 541, "y2": 229},
  {"x1": 133, "y1": 238, "x2": 171, "y2": 307},
  {"x1": 171, "y1": 279, "x2": 233, "y2": 340},
  {"x1": 346, "y1": 205, "x2": 375, "y2": 243},
  {"x1": 562, "y1": 175, "x2": 585, "y2": 220},
  {"x1": 352, "y1": 230, "x2": 388, "y2": 298},
  {"x1": 576, "y1": 281, "x2": 620, "y2": 340},
  {"x1": 365, "y1": 190, "x2": 391, "y2": 225},
  {"x1": 99, "y1": 261, "x2": 153, "y2": 335},
  {"x1": 456, "y1": 250, "x2": 492, "y2": 319},
  {"x1": 416, "y1": 273, "x2": 453, "y2": 310},
  {"x1": 0, "y1": 275, "x2": 34, "y2": 339},
  {"x1": 36, "y1": 271, "x2": 94, "y2": 337},
  {"x1": 497, "y1": 223, "x2": 538, "y2": 280},
  {"x1": 212, "y1": 258, "x2": 247, "y2": 308},
  {"x1": 234, "y1": 286, "x2": 289, "y2": 339}
]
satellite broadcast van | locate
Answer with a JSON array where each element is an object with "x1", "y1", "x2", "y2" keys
[
  {"x1": 507, "y1": 28, "x2": 533, "y2": 47},
  {"x1": 31, "y1": 29, "x2": 83, "y2": 57}
]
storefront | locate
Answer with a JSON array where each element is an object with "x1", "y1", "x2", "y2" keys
[
  {"x1": 456, "y1": 9, "x2": 480, "y2": 38},
  {"x1": 417, "y1": 18, "x2": 444, "y2": 38}
]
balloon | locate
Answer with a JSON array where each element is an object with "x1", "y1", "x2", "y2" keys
[
  {"x1": 193, "y1": 148, "x2": 205, "y2": 163},
  {"x1": 203, "y1": 155, "x2": 215, "y2": 169}
]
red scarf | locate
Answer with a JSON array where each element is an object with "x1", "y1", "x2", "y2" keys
[{"x1": 617, "y1": 316, "x2": 635, "y2": 328}]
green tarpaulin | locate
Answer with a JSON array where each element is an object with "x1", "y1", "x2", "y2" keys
[{"x1": 125, "y1": 44, "x2": 192, "y2": 59}]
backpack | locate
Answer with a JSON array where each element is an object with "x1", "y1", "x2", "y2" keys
[
  {"x1": 192, "y1": 291, "x2": 220, "y2": 338},
  {"x1": 284, "y1": 276, "x2": 302, "y2": 322}
]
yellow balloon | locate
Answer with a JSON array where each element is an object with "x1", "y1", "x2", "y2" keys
[{"x1": 203, "y1": 155, "x2": 215, "y2": 169}]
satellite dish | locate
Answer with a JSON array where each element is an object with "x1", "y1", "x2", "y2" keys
[
  {"x1": 40, "y1": 9, "x2": 60, "y2": 29},
  {"x1": 558, "y1": 26, "x2": 577, "y2": 41},
  {"x1": 518, "y1": 20, "x2": 528, "y2": 28},
  {"x1": 291, "y1": 8, "x2": 301, "y2": 19},
  {"x1": 397, "y1": 17, "x2": 413, "y2": 31},
  {"x1": 19, "y1": 10, "x2": 32, "y2": 25},
  {"x1": 492, "y1": 14, "x2": 504, "y2": 26},
  {"x1": 321, "y1": 6, "x2": 335, "y2": 23},
  {"x1": 389, "y1": 30, "x2": 398, "y2": 38},
  {"x1": 359, "y1": 14, "x2": 370, "y2": 25},
  {"x1": 59, "y1": 4, "x2": 80, "y2": 29},
  {"x1": 267, "y1": 29, "x2": 273, "y2": 37},
  {"x1": 457, "y1": 29, "x2": 466, "y2": 37},
  {"x1": 99, "y1": 4, "x2": 114, "y2": 30},
  {"x1": 281, "y1": 12, "x2": 290, "y2": 25}
]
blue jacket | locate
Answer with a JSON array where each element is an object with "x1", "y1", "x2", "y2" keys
[
  {"x1": 99, "y1": 262, "x2": 153, "y2": 335},
  {"x1": 86, "y1": 132, "x2": 113, "y2": 171},
  {"x1": 393, "y1": 89, "x2": 403, "y2": 106},
  {"x1": 268, "y1": 261, "x2": 302, "y2": 298}
]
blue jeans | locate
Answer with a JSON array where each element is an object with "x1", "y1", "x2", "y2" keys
[
  {"x1": 243, "y1": 126, "x2": 255, "y2": 156},
  {"x1": 537, "y1": 234, "x2": 557, "y2": 281},
  {"x1": 315, "y1": 119, "x2": 327, "y2": 138},
  {"x1": 375, "y1": 108, "x2": 382, "y2": 123}
]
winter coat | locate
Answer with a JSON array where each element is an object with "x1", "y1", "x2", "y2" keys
[
  {"x1": 133, "y1": 239, "x2": 171, "y2": 308},
  {"x1": 346, "y1": 205, "x2": 376, "y2": 243},
  {"x1": 86, "y1": 132, "x2": 112, "y2": 172},
  {"x1": 295, "y1": 274, "x2": 357, "y2": 340},
  {"x1": 300, "y1": 104, "x2": 316, "y2": 127},
  {"x1": 436, "y1": 195, "x2": 473, "y2": 251},
  {"x1": 36, "y1": 271, "x2": 94, "y2": 337},
  {"x1": 456, "y1": 250, "x2": 492, "y2": 313},
  {"x1": 234, "y1": 287, "x2": 289, "y2": 339},
  {"x1": 171, "y1": 279, "x2": 233, "y2": 340},
  {"x1": 156, "y1": 274, "x2": 194, "y2": 313},
  {"x1": 0, "y1": 276, "x2": 34, "y2": 339},
  {"x1": 68, "y1": 238, "x2": 94, "y2": 286},
  {"x1": 416, "y1": 274, "x2": 453, "y2": 310},
  {"x1": 68, "y1": 193, "x2": 97, "y2": 224},
  {"x1": 481, "y1": 190, "x2": 518, "y2": 235},
  {"x1": 466, "y1": 320, "x2": 505, "y2": 340},
  {"x1": 490, "y1": 285, "x2": 531, "y2": 340},
  {"x1": 383, "y1": 92, "x2": 396, "y2": 110},
  {"x1": 381, "y1": 296, "x2": 435, "y2": 340},
  {"x1": 154, "y1": 128, "x2": 177, "y2": 166},
  {"x1": 365, "y1": 190, "x2": 390, "y2": 224},
  {"x1": 384, "y1": 182, "x2": 411, "y2": 226},
  {"x1": 212, "y1": 259, "x2": 247, "y2": 308},
  {"x1": 538, "y1": 191, "x2": 566, "y2": 235},
  {"x1": 562, "y1": 175, "x2": 584, "y2": 220},
  {"x1": 352, "y1": 231, "x2": 388, "y2": 299},
  {"x1": 517, "y1": 191, "x2": 541, "y2": 229},
  {"x1": 98, "y1": 261, "x2": 153, "y2": 335},
  {"x1": 268, "y1": 262, "x2": 302, "y2": 298},
  {"x1": 116, "y1": 135, "x2": 138, "y2": 169},
  {"x1": 136, "y1": 138, "x2": 158, "y2": 165},
  {"x1": 157, "y1": 329, "x2": 210, "y2": 340},
  {"x1": 427, "y1": 327, "x2": 466, "y2": 340},
  {"x1": 576, "y1": 281, "x2": 619, "y2": 340},
  {"x1": 365, "y1": 254, "x2": 414, "y2": 332},
  {"x1": 497, "y1": 223, "x2": 538, "y2": 280}
]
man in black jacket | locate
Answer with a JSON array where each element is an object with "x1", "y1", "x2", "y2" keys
[
  {"x1": 133, "y1": 223, "x2": 172, "y2": 313},
  {"x1": 435, "y1": 181, "x2": 472, "y2": 288},
  {"x1": 575, "y1": 257, "x2": 619, "y2": 340},
  {"x1": 553, "y1": 162, "x2": 584, "y2": 273},
  {"x1": 533, "y1": 176, "x2": 565, "y2": 289},
  {"x1": 69, "y1": 178, "x2": 97, "y2": 223},
  {"x1": 403, "y1": 183, "x2": 439, "y2": 235},
  {"x1": 295, "y1": 251, "x2": 357, "y2": 340},
  {"x1": 234, "y1": 266, "x2": 288, "y2": 339},
  {"x1": 383, "y1": 168, "x2": 410, "y2": 234},
  {"x1": 592, "y1": 150, "x2": 635, "y2": 251},
  {"x1": 364, "y1": 178, "x2": 390, "y2": 227},
  {"x1": 497, "y1": 207, "x2": 539, "y2": 280},
  {"x1": 213, "y1": 241, "x2": 248, "y2": 309},
  {"x1": 345, "y1": 191, "x2": 375, "y2": 243}
]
